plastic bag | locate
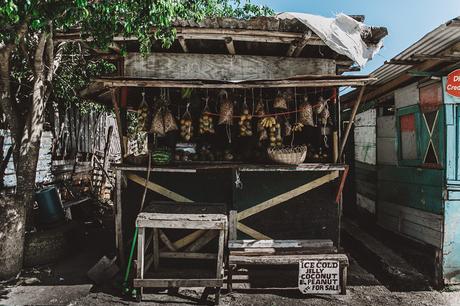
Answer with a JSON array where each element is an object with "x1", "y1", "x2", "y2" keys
[
  {"x1": 299, "y1": 96, "x2": 315, "y2": 127},
  {"x1": 218, "y1": 91, "x2": 233, "y2": 125}
]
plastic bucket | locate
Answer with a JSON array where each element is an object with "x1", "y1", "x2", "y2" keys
[{"x1": 35, "y1": 187, "x2": 65, "y2": 228}]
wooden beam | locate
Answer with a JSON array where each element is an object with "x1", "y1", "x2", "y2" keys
[
  {"x1": 224, "y1": 37, "x2": 235, "y2": 55},
  {"x1": 237, "y1": 171, "x2": 339, "y2": 221},
  {"x1": 411, "y1": 54, "x2": 460, "y2": 62},
  {"x1": 56, "y1": 27, "x2": 326, "y2": 46},
  {"x1": 177, "y1": 36, "x2": 188, "y2": 53},
  {"x1": 158, "y1": 230, "x2": 177, "y2": 251},
  {"x1": 98, "y1": 77, "x2": 373, "y2": 89},
  {"x1": 159, "y1": 252, "x2": 217, "y2": 260},
  {"x1": 237, "y1": 222, "x2": 272, "y2": 240},
  {"x1": 171, "y1": 230, "x2": 207, "y2": 250},
  {"x1": 123, "y1": 52, "x2": 336, "y2": 81},
  {"x1": 127, "y1": 173, "x2": 193, "y2": 202},
  {"x1": 293, "y1": 31, "x2": 312, "y2": 57},
  {"x1": 384, "y1": 59, "x2": 418, "y2": 66},
  {"x1": 185, "y1": 230, "x2": 219, "y2": 252},
  {"x1": 338, "y1": 86, "x2": 365, "y2": 161}
]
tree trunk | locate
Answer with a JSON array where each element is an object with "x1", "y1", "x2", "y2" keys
[
  {"x1": 0, "y1": 30, "x2": 52, "y2": 279},
  {"x1": 0, "y1": 195, "x2": 26, "y2": 279}
]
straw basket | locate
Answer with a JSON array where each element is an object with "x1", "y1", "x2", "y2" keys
[{"x1": 267, "y1": 146, "x2": 307, "y2": 165}]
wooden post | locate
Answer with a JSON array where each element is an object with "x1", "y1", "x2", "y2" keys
[
  {"x1": 115, "y1": 169, "x2": 125, "y2": 267},
  {"x1": 153, "y1": 228, "x2": 159, "y2": 271},
  {"x1": 137, "y1": 226, "x2": 145, "y2": 300},
  {"x1": 337, "y1": 86, "x2": 365, "y2": 162},
  {"x1": 111, "y1": 89, "x2": 125, "y2": 160}
]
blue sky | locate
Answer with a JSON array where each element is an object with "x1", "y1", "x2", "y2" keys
[{"x1": 252, "y1": 0, "x2": 460, "y2": 75}]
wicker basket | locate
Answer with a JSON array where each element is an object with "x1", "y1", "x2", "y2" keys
[{"x1": 267, "y1": 146, "x2": 307, "y2": 165}]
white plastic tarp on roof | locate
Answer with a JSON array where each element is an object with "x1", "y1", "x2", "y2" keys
[{"x1": 277, "y1": 12, "x2": 384, "y2": 68}]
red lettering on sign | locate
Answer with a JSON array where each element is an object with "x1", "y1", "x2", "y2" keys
[{"x1": 446, "y1": 69, "x2": 460, "y2": 98}]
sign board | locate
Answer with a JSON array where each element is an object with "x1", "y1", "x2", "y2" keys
[
  {"x1": 446, "y1": 69, "x2": 460, "y2": 98},
  {"x1": 298, "y1": 260, "x2": 340, "y2": 294}
]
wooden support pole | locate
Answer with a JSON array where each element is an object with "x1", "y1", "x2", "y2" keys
[
  {"x1": 111, "y1": 89, "x2": 125, "y2": 159},
  {"x1": 337, "y1": 86, "x2": 365, "y2": 162},
  {"x1": 177, "y1": 36, "x2": 188, "y2": 53},
  {"x1": 224, "y1": 37, "x2": 236, "y2": 55},
  {"x1": 127, "y1": 173, "x2": 193, "y2": 202}
]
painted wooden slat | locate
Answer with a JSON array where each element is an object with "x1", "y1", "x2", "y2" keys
[
  {"x1": 355, "y1": 109, "x2": 376, "y2": 126},
  {"x1": 377, "y1": 210, "x2": 442, "y2": 248},
  {"x1": 395, "y1": 83, "x2": 419, "y2": 109},
  {"x1": 236, "y1": 222, "x2": 272, "y2": 240},
  {"x1": 379, "y1": 200, "x2": 443, "y2": 230},
  {"x1": 123, "y1": 52, "x2": 336, "y2": 82},
  {"x1": 443, "y1": 199, "x2": 460, "y2": 284},
  {"x1": 378, "y1": 165, "x2": 444, "y2": 187},
  {"x1": 355, "y1": 181, "x2": 376, "y2": 200},
  {"x1": 377, "y1": 138, "x2": 398, "y2": 165},
  {"x1": 356, "y1": 193, "x2": 375, "y2": 215},
  {"x1": 237, "y1": 171, "x2": 339, "y2": 221},
  {"x1": 127, "y1": 173, "x2": 193, "y2": 202},
  {"x1": 377, "y1": 116, "x2": 396, "y2": 138}
]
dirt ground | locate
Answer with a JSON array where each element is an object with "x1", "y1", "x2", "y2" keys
[
  {"x1": 2, "y1": 252, "x2": 460, "y2": 306},
  {"x1": 2, "y1": 219, "x2": 460, "y2": 305}
]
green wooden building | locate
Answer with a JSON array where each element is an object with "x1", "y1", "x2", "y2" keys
[{"x1": 343, "y1": 16, "x2": 460, "y2": 286}]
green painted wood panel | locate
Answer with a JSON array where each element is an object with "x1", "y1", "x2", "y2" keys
[{"x1": 377, "y1": 165, "x2": 444, "y2": 214}]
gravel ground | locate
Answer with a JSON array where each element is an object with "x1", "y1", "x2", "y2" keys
[{"x1": 3, "y1": 284, "x2": 460, "y2": 306}]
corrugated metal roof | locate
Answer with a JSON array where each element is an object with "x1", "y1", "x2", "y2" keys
[{"x1": 370, "y1": 16, "x2": 460, "y2": 86}]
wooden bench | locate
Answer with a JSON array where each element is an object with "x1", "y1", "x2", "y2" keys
[
  {"x1": 227, "y1": 239, "x2": 349, "y2": 294},
  {"x1": 134, "y1": 206, "x2": 228, "y2": 304}
]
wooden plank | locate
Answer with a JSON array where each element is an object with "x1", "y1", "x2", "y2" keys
[
  {"x1": 123, "y1": 53, "x2": 336, "y2": 81},
  {"x1": 228, "y1": 239, "x2": 333, "y2": 249},
  {"x1": 229, "y1": 254, "x2": 349, "y2": 265},
  {"x1": 159, "y1": 252, "x2": 217, "y2": 260},
  {"x1": 98, "y1": 77, "x2": 373, "y2": 89},
  {"x1": 228, "y1": 210, "x2": 237, "y2": 240},
  {"x1": 137, "y1": 219, "x2": 226, "y2": 230},
  {"x1": 236, "y1": 222, "x2": 272, "y2": 240},
  {"x1": 153, "y1": 228, "x2": 159, "y2": 271},
  {"x1": 137, "y1": 227, "x2": 145, "y2": 280},
  {"x1": 216, "y1": 229, "x2": 225, "y2": 279},
  {"x1": 127, "y1": 173, "x2": 193, "y2": 202},
  {"x1": 237, "y1": 171, "x2": 339, "y2": 221},
  {"x1": 133, "y1": 278, "x2": 222, "y2": 288},
  {"x1": 115, "y1": 170, "x2": 125, "y2": 267},
  {"x1": 158, "y1": 230, "x2": 177, "y2": 251},
  {"x1": 377, "y1": 116, "x2": 396, "y2": 138},
  {"x1": 395, "y1": 83, "x2": 419, "y2": 109},
  {"x1": 356, "y1": 193, "x2": 376, "y2": 215},
  {"x1": 171, "y1": 230, "x2": 207, "y2": 250},
  {"x1": 185, "y1": 230, "x2": 219, "y2": 252}
]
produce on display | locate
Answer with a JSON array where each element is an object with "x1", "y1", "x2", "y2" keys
[
  {"x1": 239, "y1": 99, "x2": 253, "y2": 137},
  {"x1": 150, "y1": 91, "x2": 178, "y2": 136},
  {"x1": 273, "y1": 91, "x2": 288, "y2": 110},
  {"x1": 138, "y1": 91, "x2": 149, "y2": 131},
  {"x1": 180, "y1": 103, "x2": 194, "y2": 141},
  {"x1": 292, "y1": 122, "x2": 304, "y2": 132},
  {"x1": 299, "y1": 96, "x2": 315, "y2": 127},
  {"x1": 151, "y1": 148, "x2": 172, "y2": 165},
  {"x1": 199, "y1": 97, "x2": 215, "y2": 135},
  {"x1": 218, "y1": 90, "x2": 234, "y2": 125}
]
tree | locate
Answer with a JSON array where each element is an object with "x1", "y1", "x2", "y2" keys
[{"x1": 0, "y1": 0, "x2": 272, "y2": 279}]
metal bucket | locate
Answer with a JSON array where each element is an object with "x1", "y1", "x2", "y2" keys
[{"x1": 35, "y1": 187, "x2": 65, "y2": 228}]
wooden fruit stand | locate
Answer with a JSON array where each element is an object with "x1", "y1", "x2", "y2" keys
[{"x1": 72, "y1": 14, "x2": 386, "y2": 297}]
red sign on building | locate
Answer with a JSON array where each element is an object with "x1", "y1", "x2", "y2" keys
[{"x1": 446, "y1": 69, "x2": 460, "y2": 98}]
